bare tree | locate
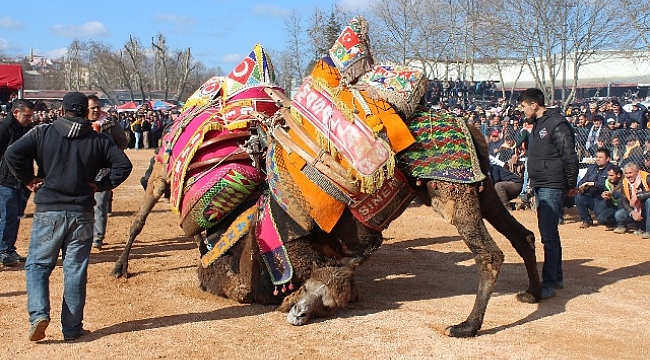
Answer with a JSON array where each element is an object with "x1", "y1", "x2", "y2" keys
[
  {"x1": 123, "y1": 36, "x2": 148, "y2": 102},
  {"x1": 284, "y1": 11, "x2": 309, "y2": 84},
  {"x1": 368, "y1": 0, "x2": 425, "y2": 65},
  {"x1": 86, "y1": 41, "x2": 124, "y2": 103},
  {"x1": 151, "y1": 34, "x2": 171, "y2": 100},
  {"x1": 272, "y1": 49, "x2": 297, "y2": 96},
  {"x1": 172, "y1": 48, "x2": 194, "y2": 102},
  {"x1": 63, "y1": 40, "x2": 86, "y2": 91},
  {"x1": 562, "y1": 0, "x2": 628, "y2": 106}
]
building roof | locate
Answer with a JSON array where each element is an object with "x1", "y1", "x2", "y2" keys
[{"x1": 23, "y1": 89, "x2": 103, "y2": 101}]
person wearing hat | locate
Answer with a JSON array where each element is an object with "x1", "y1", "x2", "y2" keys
[
  {"x1": 487, "y1": 129, "x2": 503, "y2": 157},
  {"x1": 585, "y1": 115, "x2": 606, "y2": 156},
  {"x1": 629, "y1": 102, "x2": 648, "y2": 129},
  {"x1": 606, "y1": 99, "x2": 630, "y2": 129},
  {"x1": 4, "y1": 91, "x2": 132, "y2": 342}
]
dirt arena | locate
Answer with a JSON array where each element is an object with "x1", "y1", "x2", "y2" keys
[{"x1": 1, "y1": 149, "x2": 649, "y2": 359}]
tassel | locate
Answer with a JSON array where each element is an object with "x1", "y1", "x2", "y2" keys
[
  {"x1": 288, "y1": 282, "x2": 294, "y2": 291},
  {"x1": 281, "y1": 284, "x2": 287, "y2": 293},
  {"x1": 364, "y1": 114, "x2": 384, "y2": 134},
  {"x1": 416, "y1": 179, "x2": 422, "y2": 187},
  {"x1": 273, "y1": 286, "x2": 279, "y2": 296}
]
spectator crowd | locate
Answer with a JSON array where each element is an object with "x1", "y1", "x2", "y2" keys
[
  {"x1": 434, "y1": 94, "x2": 650, "y2": 239},
  {"x1": 0, "y1": 102, "x2": 178, "y2": 151}
]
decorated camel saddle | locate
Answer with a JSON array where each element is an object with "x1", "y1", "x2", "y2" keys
[
  {"x1": 201, "y1": 17, "x2": 485, "y2": 293},
  {"x1": 257, "y1": 17, "x2": 484, "y2": 233},
  {"x1": 156, "y1": 44, "x2": 281, "y2": 236}
]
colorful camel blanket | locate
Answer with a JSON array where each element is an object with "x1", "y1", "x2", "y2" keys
[
  {"x1": 155, "y1": 44, "x2": 280, "y2": 235},
  {"x1": 397, "y1": 108, "x2": 485, "y2": 183},
  {"x1": 291, "y1": 76, "x2": 393, "y2": 182},
  {"x1": 256, "y1": 196, "x2": 294, "y2": 291},
  {"x1": 200, "y1": 204, "x2": 257, "y2": 268},
  {"x1": 349, "y1": 168, "x2": 415, "y2": 231},
  {"x1": 355, "y1": 64, "x2": 428, "y2": 118},
  {"x1": 272, "y1": 57, "x2": 416, "y2": 232},
  {"x1": 328, "y1": 16, "x2": 373, "y2": 84}
]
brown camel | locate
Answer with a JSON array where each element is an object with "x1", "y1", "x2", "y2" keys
[
  {"x1": 113, "y1": 119, "x2": 539, "y2": 338},
  {"x1": 113, "y1": 20, "x2": 540, "y2": 336}
]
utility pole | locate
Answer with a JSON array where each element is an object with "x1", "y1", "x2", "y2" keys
[{"x1": 561, "y1": 2, "x2": 569, "y2": 107}]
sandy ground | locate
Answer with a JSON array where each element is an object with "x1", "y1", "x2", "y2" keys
[{"x1": 2, "y1": 148, "x2": 649, "y2": 360}]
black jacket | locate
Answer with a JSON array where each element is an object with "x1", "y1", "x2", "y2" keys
[
  {"x1": 526, "y1": 107, "x2": 579, "y2": 189},
  {"x1": 0, "y1": 112, "x2": 31, "y2": 188},
  {"x1": 490, "y1": 164, "x2": 523, "y2": 184},
  {"x1": 5, "y1": 116, "x2": 132, "y2": 212}
]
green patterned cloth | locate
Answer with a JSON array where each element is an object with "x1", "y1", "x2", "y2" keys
[{"x1": 397, "y1": 108, "x2": 485, "y2": 183}]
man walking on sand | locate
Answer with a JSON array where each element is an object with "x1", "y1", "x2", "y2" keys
[{"x1": 5, "y1": 92, "x2": 132, "y2": 342}]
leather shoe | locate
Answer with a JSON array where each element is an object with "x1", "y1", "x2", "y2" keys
[
  {"x1": 579, "y1": 222, "x2": 591, "y2": 229},
  {"x1": 28, "y1": 318, "x2": 49, "y2": 341},
  {"x1": 64, "y1": 329, "x2": 90, "y2": 341}
]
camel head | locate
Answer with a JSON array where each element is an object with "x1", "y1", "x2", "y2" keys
[{"x1": 285, "y1": 258, "x2": 361, "y2": 326}]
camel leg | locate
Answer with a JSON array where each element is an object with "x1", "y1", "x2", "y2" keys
[
  {"x1": 428, "y1": 181, "x2": 504, "y2": 337},
  {"x1": 197, "y1": 230, "x2": 267, "y2": 303},
  {"x1": 466, "y1": 125, "x2": 542, "y2": 302},
  {"x1": 479, "y1": 176, "x2": 542, "y2": 302},
  {"x1": 193, "y1": 233, "x2": 208, "y2": 257},
  {"x1": 112, "y1": 161, "x2": 168, "y2": 278}
]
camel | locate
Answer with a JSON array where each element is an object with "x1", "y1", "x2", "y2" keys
[
  {"x1": 113, "y1": 109, "x2": 540, "y2": 337},
  {"x1": 112, "y1": 21, "x2": 541, "y2": 337},
  {"x1": 193, "y1": 118, "x2": 540, "y2": 337}
]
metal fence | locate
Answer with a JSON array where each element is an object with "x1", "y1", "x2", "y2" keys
[{"x1": 485, "y1": 123, "x2": 650, "y2": 174}]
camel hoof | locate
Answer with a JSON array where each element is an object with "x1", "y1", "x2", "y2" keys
[
  {"x1": 111, "y1": 263, "x2": 128, "y2": 278},
  {"x1": 444, "y1": 322, "x2": 478, "y2": 338},
  {"x1": 516, "y1": 290, "x2": 540, "y2": 304}
]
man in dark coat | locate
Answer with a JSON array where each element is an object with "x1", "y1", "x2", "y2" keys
[
  {"x1": 5, "y1": 92, "x2": 132, "y2": 342},
  {"x1": 0, "y1": 99, "x2": 35, "y2": 266},
  {"x1": 516, "y1": 88, "x2": 579, "y2": 302}
]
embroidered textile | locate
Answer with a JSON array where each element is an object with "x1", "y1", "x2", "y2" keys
[{"x1": 397, "y1": 107, "x2": 485, "y2": 183}]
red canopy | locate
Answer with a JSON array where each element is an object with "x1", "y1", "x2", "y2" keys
[
  {"x1": 0, "y1": 64, "x2": 23, "y2": 91},
  {"x1": 116, "y1": 101, "x2": 139, "y2": 112}
]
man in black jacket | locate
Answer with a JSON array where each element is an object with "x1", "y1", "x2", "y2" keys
[
  {"x1": 516, "y1": 88, "x2": 579, "y2": 302},
  {"x1": 5, "y1": 92, "x2": 132, "y2": 342},
  {"x1": 0, "y1": 99, "x2": 34, "y2": 266}
]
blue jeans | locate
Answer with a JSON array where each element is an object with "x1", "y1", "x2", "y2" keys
[
  {"x1": 134, "y1": 132, "x2": 142, "y2": 149},
  {"x1": 574, "y1": 193, "x2": 605, "y2": 224},
  {"x1": 534, "y1": 188, "x2": 565, "y2": 289},
  {"x1": 596, "y1": 205, "x2": 617, "y2": 226},
  {"x1": 25, "y1": 210, "x2": 93, "y2": 338},
  {"x1": 614, "y1": 200, "x2": 650, "y2": 230},
  {"x1": 93, "y1": 190, "x2": 112, "y2": 242},
  {"x1": 519, "y1": 157, "x2": 529, "y2": 196},
  {"x1": 0, "y1": 184, "x2": 30, "y2": 253}
]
